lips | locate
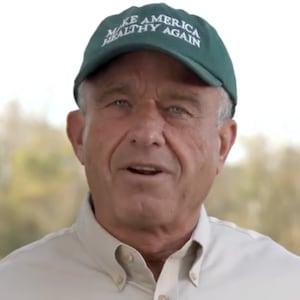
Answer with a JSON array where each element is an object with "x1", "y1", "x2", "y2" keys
[{"x1": 127, "y1": 165, "x2": 162, "y2": 175}]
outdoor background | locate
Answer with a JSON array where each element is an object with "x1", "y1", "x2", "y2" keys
[{"x1": 1, "y1": 0, "x2": 300, "y2": 258}]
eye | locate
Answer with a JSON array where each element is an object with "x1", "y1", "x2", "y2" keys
[
  {"x1": 167, "y1": 106, "x2": 190, "y2": 116},
  {"x1": 113, "y1": 99, "x2": 131, "y2": 108}
]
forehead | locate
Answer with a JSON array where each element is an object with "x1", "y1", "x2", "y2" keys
[{"x1": 88, "y1": 50, "x2": 208, "y2": 86}]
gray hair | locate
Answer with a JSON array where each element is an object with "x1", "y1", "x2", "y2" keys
[
  {"x1": 216, "y1": 87, "x2": 233, "y2": 127},
  {"x1": 77, "y1": 82, "x2": 87, "y2": 113}
]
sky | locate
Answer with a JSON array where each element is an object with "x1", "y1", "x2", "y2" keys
[{"x1": 1, "y1": 0, "x2": 300, "y2": 161}]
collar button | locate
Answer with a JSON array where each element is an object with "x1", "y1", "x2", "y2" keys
[{"x1": 115, "y1": 274, "x2": 124, "y2": 286}]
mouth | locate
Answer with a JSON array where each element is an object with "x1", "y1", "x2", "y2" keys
[{"x1": 127, "y1": 165, "x2": 163, "y2": 176}]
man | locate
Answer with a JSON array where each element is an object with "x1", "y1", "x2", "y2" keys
[{"x1": 0, "y1": 3, "x2": 299, "y2": 299}]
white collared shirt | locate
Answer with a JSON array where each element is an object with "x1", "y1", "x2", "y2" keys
[{"x1": 0, "y1": 198, "x2": 300, "y2": 299}]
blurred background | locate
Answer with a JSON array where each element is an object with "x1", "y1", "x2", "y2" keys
[{"x1": 1, "y1": 0, "x2": 300, "y2": 257}]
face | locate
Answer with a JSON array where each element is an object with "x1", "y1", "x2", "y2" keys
[{"x1": 67, "y1": 51, "x2": 236, "y2": 232}]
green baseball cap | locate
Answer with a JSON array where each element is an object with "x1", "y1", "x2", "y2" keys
[{"x1": 74, "y1": 3, "x2": 237, "y2": 115}]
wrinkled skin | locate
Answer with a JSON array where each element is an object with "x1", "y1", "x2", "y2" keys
[{"x1": 67, "y1": 51, "x2": 237, "y2": 274}]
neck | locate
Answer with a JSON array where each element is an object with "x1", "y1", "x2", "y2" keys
[
  {"x1": 90, "y1": 197, "x2": 200, "y2": 279},
  {"x1": 137, "y1": 231, "x2": 193, "y2": 280},
  {"x1": 98, "y1": 218, "x2": 197, "y2": 280}
]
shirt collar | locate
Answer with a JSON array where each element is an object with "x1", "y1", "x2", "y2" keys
[
  {"x1": 74, "y1": 196, "x2": 211, "y2": 288},
  {"x1": 188, "y1": 206, "x2": 211, "y2": 286},
  {"x1": 74, "y1": 196, "x2": 127, "y2": 289}
]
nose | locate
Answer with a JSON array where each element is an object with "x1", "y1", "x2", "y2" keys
[{"x1": 127, "y1": 102, "x2": 166, "y2": 147}]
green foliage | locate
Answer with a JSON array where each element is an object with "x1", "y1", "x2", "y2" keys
[
  {"x1": 0, "y1": 101, "x2": 86, "y2": 257},
  {"x1": 1, "y1": 101, "x2": 300, "y2": 258},
  {"x1": 206, "y1": 136, "x2": 300, "y2": 255}
]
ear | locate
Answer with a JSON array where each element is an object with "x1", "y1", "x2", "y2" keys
[
  {"x1": 216, "y1": 119, "x2": 237, "y2": 174},
  {"x1": 66, "y1": 110, "x2": 85, "y2": 165}
]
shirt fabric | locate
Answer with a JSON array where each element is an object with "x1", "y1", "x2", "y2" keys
[{"x1": 0, "y1": 197, "x2": 300, "y2": 300}]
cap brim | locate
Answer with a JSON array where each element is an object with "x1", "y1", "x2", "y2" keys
[{"x1": 74, "y1": 41, "x2": 222, "y2": 101}]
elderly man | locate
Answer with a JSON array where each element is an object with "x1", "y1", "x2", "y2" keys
[{"x1": 0, "y1": 3, "x2": 300, "y2": 300}]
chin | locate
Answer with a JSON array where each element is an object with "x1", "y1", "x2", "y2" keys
[{"x1": 118, "y1": 207, "x2": 169, "y2": 229}]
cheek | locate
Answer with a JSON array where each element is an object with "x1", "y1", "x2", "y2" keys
[
  {"x1": 82, "y1": 120, "x2": 109, "y2": 167},
  {"x1": 83, "y1": 118, "x2": 128, "y2": 172},
  {"x1": 175, "y1": 126, "x2": 220, "y2": 174}
]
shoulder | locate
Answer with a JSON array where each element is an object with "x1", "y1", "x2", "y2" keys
[
  {"x1": 203, "y1": 217, "x2": 300, "y2": 296},
  {"x1": 208, "y1": 216, "x2": 274, "y2": 243},
  {"x1": 0, "y1": 226, "x2": 84, "y2": 277},
  {"x1": 207, "y1": 216, "x2": 300, "y2": 269},
  {"x1": 0, "y1": 225, "x2": 109, "y2": 298}
]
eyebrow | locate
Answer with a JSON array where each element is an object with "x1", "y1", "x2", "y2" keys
[
  {"x1": 94, "y1": 82, "x2": 205, "y2": 110},
  {"x1": 167, "y1": 90, "x2": 203, "y2": 108},
  {"x1": 98, "y1": 83, "x2": 133, "y2": 99}
]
